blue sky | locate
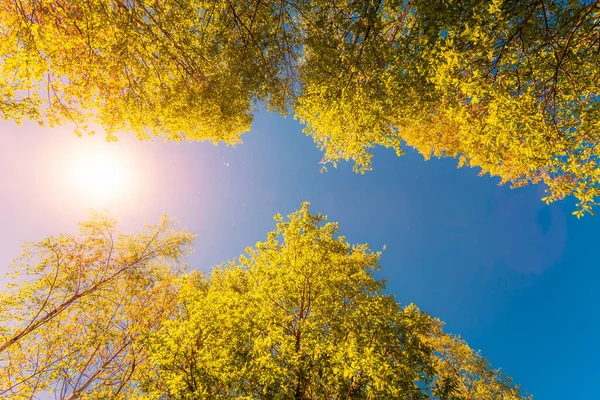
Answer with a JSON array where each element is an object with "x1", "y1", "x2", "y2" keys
[{"x1": 1, "y1": 110, "x2": 598, "y2": 398}]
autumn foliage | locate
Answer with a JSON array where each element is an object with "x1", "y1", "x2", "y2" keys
[
  {"x1": 1, "y1": 206, "x2": 530, "y2": 399},
  {"x1": 1, "y1": 0, "x2": 599, "y2": 213}
]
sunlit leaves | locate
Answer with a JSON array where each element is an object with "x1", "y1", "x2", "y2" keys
[
  {"x1": 0, "y1": 206, "x2": 530, "y2": 398},
  {"x1": 0, "y1": 0, "x2": 301, "y2": 140},
  {"x1": 296, "y1": 0, "x2": 600, "y2": 214},
  {"x1": 0, "y1": 212, "x2": 195, "y2": 399},
  {"x1": 1, "y1": 0, "x2": 599, "y2": 213},
  {"x1": 147, "y1": 203, "x2": 530, "y2": 399}
]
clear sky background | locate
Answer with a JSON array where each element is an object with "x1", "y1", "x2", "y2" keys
[{"x1": 1, "y1": 111, "x2": 598, "y2": 399}]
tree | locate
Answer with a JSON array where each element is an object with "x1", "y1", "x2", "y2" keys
[
  {"x1": 0, "y1": 211, "x2": 195, "y2": 399},
  {"x1": 0, "y1": 206, "x2": 530, "y2": 400},
  {"x1": 1, "y1": 0, "x2": 599, "y2": 213},
  {"x1": 295, "y1": 0, "x2": 600, "y2": 216},
  {"x1": 0, "y1": 0, "x2": 300, "y2": 141},
  {"x1": 146, "y1": 203, "x2": 529, "y2": 399}
]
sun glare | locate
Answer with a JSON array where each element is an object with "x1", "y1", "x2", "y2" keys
[{"x1": 67, "y1": 147, "x2": 135, "y2": 206}]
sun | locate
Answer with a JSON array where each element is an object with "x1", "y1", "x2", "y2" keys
[{"x1": 67, "y1": 146, "x2": 135, "y2": 206}]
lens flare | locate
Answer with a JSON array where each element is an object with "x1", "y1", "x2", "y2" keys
[{"x1": 68, "y1": 148, "x2": 134, "y2": 206}]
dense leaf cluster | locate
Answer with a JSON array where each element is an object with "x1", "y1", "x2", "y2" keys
[
  {"x1": 1, "y1": 206, "x2": 529, "y2": 399},
  {"x1": 1, "y1": 0, "x2": 599, "y2": 212}
]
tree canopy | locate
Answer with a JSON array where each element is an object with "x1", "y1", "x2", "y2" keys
[
  {"x1": 147, "y1": 203, "x2": 529, "y2": 399},
  {"x1": 1, "y1": 205, "x2": 530, "y2": 399},
  {"x1": 1, "y1": 0, "x2": 599, "y2": 213},
  {"x1": 0, "y1": 212, "x2": 196, "y2": 399}
]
